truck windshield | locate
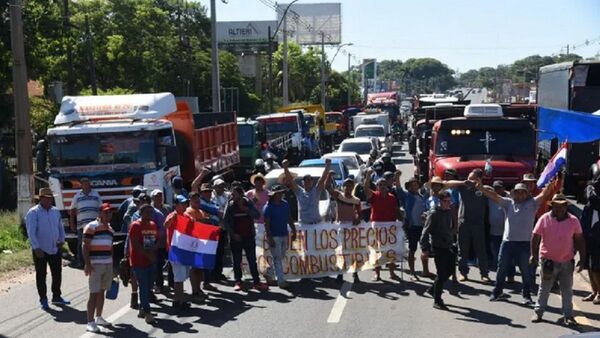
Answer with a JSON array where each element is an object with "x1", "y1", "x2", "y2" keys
[
  {"x1": 261, "y1": 117, "x2": 299, "y2": 133},
  {"x1": 355, "y1": 127, "x2": 385, "y2": 138},
  {"x1": 340, "y1": 142, "x2": 372, "y2": 155},
  {"x1": 326, "y1": 114, "x2": 342, "y2": 123},
  {"x1": 237, "y1": 124, "x2": 255, "y2": 147},
  {"x1": 49, "y1": 131, "x2": 160, "y2": 168},
  {"x1": 435, "y1": 128, "x2": 535, "y2": 156}
]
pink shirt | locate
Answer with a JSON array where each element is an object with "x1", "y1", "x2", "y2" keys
[
  {"x1": 245, "y1": 189, "x2": 269, "y2": 223},
  {"x1": 533, "y1": 212, "x2": 582, "y2": 263}
]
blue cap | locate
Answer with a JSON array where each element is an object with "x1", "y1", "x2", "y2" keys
[{"x1": 175, "y1": 194, "x2": 189, "y2": 204}]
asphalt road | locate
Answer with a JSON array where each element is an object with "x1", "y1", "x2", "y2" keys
[{"x1": 0, "y1": 143, "x2": 598, "y2": 338}]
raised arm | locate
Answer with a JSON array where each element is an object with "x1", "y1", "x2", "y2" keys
[
  {"x1": 534, "y1": 177, "x2": 558, "y2": 204},
  {"x1": 443, "y1": 180, "x2": 467, "y2": 189},
  {"x1": 364, "y1": 168, "x2": 375, "y2": 200},
  {"x1": 477, "y1": 181, "x2": 502, "y2": 204},
  {"x1": 282, "y1": 160, "x2": 298, "y2": 192},
  {"x1": 317, "y1": 159, "x2": 332, "y2": 192},
  {"x1": 191, "y1": 168, "x2": 210, "y2": 193}
]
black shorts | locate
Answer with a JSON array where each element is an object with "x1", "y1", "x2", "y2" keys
[
  {"x1": 587, "y1": 253, "x2": 600, "y2": 272},
  {"x1": 407, "y1": 227, "x2": 423, "y2": 253}
]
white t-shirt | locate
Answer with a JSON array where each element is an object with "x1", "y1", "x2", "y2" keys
[{"x1": 71, "y1": 190, "x2": 102, "y2": 230}]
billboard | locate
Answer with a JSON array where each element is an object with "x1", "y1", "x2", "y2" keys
[
  {"x1": 277, "y1": 3, "x2": 341, "y2": 45},
  {"x1": 217, "y1": 20, "x2": 277, "y2": 45}
]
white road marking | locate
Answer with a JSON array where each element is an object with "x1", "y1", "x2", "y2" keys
[
  {"x1": 327, "y1": 281, "x2": 353, "y2": 324},
  {"x1": 79, "y1": 304, "x2": 130, "y2": 338}
]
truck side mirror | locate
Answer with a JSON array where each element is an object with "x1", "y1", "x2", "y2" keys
[
  {"x1": 166, "y1": 145, "x2": 180, "y2": 168},
  {"x1": 35, "y1": 139, "x2": 48, "y2": 174},
  {"x1": 408, "y1": 136, "x2": 417, "y2": 155}
]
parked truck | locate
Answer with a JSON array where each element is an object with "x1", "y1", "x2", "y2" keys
[
  {"x1": 256, "y1": 112, "x2": 305, "y2": 164},
  {"x1": 366, "y1": 91, "x2": 399, "y2": 122},
  {"x1": 409, "y1": 103, "x2": 537, "y2": 187},
  {"x1": 44, "y1": 93, "x2": 239, "y2": 249},
  {"x1": 537, "y1": 60, "x2": 600, "y2": 198}
]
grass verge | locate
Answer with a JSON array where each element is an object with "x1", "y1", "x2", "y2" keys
[{"x1": 0, "y1": 211, "x2": 31, "y2": 275}]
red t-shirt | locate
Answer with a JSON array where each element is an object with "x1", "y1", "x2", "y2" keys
[
  {"x1": 369, "y1": 191, "x2": 398, "y2": 222},
  {"x1": 164, "y1": 212, "x2": 194, "y2": 251},
  {"x1": 128, "y1": 219, "x2": 159, "y2": 268}
]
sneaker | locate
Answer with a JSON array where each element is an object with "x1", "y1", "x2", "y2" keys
[
  {"x1": 563, "y1": 317, "x2": 578, "y2": 326},
  {"x1": 203, "y1": 283, "x2": 218, "y2": 292},
  {"x1": 426, "y1": 286, "x2": 434, "y2": 297},
  {"x1": 253, "y1": 282, "x2": 269, "y2": 291},
  {"x1": 130, "y1": 293, "x2": 139, "y2": 309},
  {"x1": 145, "y1": 312, "x2": 156, "y2": 324},
  {"x1": 278, "y1": 281, "x2": 289, "y2": 289},
  {"x1": 95, "y1": 316, "x2": 110, "y2": 326},
  {"x1": 433, "y1": 301, "x2": 447, "y2": 310},
  {"x1": 137, "y1": 309, "x2": 145, "y2": 318},
  {"x1": 522, "y1": 298, "x2": 535, "y2": 306},
  {"x1": 458, "y1": 275, "x2": 468, "y2": 282},
  {"x1": 233, "y1": 282, "x2": 243, "y2": 292},
  {"x1": 40, "y1": 299, "x2": 50, "y2": 310},
  {"x1": 531, "y1": 314, "x2": 543, "y2": 323},
  {"x1": 86, "y1": 322, "x2": 100, "y2": 333},
  {"x1": 481, "y1": 276, "x2": 492, "y2": 284},
  {"x1": 489, "y1": 293, "x2": 509, "y2": 302},
  {"x1": 51, "y1": 297, "x2": 70, "y2": 305}
]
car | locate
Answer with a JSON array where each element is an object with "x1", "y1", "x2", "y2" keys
[
  {"x1": 299, "y1": 159, "x2": 350, "y2": 187},
  {"x1": 321, "y1": 151, "x2": 366, "y2": 183},
  {"x1": 338, "y1": 137, "x2": 377, "y2": 163},
  {"x1": 354, "y1": 124, "x2": 389, "y2": 148},
  {"x1": 264, "y1": 167, "x2": 332, "y2": 221}
]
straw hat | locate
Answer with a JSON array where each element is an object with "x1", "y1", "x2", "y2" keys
[
  {"x1": 522, "y1": 173, "x2": 537, "y2": 182},
  {"x1": 200, "y1": 183, "x2": 212, "y2": 192},
  {"x1": 549, "y1": 193, "x2": 569, "y2": 206},
  {"x1": 277, "y1": 171, "x2": 298, "y2": 185},
  {"x1": 38, "y1": 187, "x2": 53, "y2": 198},
  {"x1": 250, "y1": 173, "x2": 265, "y2": 186},
  {"x1": 430, "y1": 176, "x2": 444, "y2": 185}
]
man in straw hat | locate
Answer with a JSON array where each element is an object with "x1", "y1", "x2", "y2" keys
[
  {"x1": 530, "y1": 193, "x2": 586, "y2": 326},
  {"x1": 26, "y1": 187, "x2": 70, "y2": 310},
  {"x1": 478, "y1": 180, "x2": 556, "y2": 304}
]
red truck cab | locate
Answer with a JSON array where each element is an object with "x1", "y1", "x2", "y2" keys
[{"x1": 428, "y1": 104, "x2": 536, "y2": 187}]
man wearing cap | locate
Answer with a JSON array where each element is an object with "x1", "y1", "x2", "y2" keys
[
  {"x1": 117, "y1": 185, "x2": 144, "y2": 231},
  {"x1": 400, "y1": 176, "x2": 431, "y2": 279},
  {"x1": 150, "y1": 189, "x2": 171, "y2": 293},
  {"x1": 264, "y1": 185, "x2": 297, "y2": 288},
  {"x1": 82, "y1": 203, "x2": 114, "y2": 333},
  {"x1": 364, "y1": 168, "x2": 400, "y2": 281},
  {"x1": 70, "y1": 177, "x2": 102, "y2": 268},
  {"x1": 26, "y1": 187, "x2": 69, "y2": 310},
  {"x1": 426, "y1": 176, "x2": 445, "y2": 210},
  {"x1": 246, "y1": 173, "x2": 270, "y2": 224},
  {"x1": 478, "y1": 179, "x2": 556, "y2": 303},
  {"x1": 212, "y1": 178, "x2": 230, "y2": 213},
  {"x1": 171, "y1": 176, "x2": 188, "y2": 202},
  {"x1": 210, "y1": 179, "x2": 230, "y2": 285},
  {"x1": 282, "y1": 159, "x2": 330, "y2": 225},
  {"x1": 486, "y1": 181, "x2": 512, "y2": 278},
  {"x1": 530, "y1": 194, "x2": 586, "y2": 326},
  {"x1": 128, "y1": 203, "x2": 158, "y2": 324},
  {"x1": 124, "y1": 193, "x2": 152, "y2": 309},
  {"x1": 445, "y1": 169, "x2": 491, "y2": 283},
  {"x1": 164, "y1": 195, "x2": 194, "y2": 310},
  {"x1": 380, "y1": 153, "x2": 396, "y2": 173}
]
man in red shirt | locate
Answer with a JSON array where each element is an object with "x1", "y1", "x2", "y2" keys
[
  {"x1": 364, "y1": 168, "x2": 400, "y2": 281},
  {"x1": 530, "y1": 193, "x2": 586, "y2": 326},
  {"x1": 128, "y1": 203, "x2": 159, "y2": 324}
]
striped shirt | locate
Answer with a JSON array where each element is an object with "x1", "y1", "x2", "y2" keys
[
  {"x1": 72, "y1": 190, "x2": 102, "y2": 230},
  {"x1": 83, "y1": 220, "x2": 114, "y2": 264}
]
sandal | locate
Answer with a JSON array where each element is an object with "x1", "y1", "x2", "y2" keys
[
  {"x1": 582, "y1": 293, "x2": 596, "y2": 302},
  {"x1": 593, "y1": 296, "x2": 600, "y2": 305}
]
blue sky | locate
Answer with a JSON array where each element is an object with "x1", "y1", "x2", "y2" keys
[{"x1": 210, "y1": 0, "x2": 600, "y2": 73}]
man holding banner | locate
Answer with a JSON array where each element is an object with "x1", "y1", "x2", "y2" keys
[{"x1": 364, "y1": 168, "x2": 401, "y2": 281}]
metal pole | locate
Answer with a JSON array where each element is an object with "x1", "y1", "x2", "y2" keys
[
  {"x1": 85, "y1": 15, "x2": 97, "y2": 95},
  {"x1": 320, "y1": 32, "x2": 326, "y2": 109},
  {"x1": 63, "y1": 0, "x2": 74, "y2": 95},
  {"x1": 282, "y1": 13, "x2": 289, "y2": 106},
  {"x1": 9, "y1": 0, "x2": 33, "y2": 223},
  {"x1": 210, "y1": 0, "x2": 221, "y2": 113},
  {"x1": 347, "y1": 53, "x2": 352, "y2": 106},
  {"x1": 268, "y1": 25, "x2": 273, "y2": 113}
]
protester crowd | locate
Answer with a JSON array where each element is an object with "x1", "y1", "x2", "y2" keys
[{"x1": 24, "y1": 150, "x2": 600, "y2": 333}]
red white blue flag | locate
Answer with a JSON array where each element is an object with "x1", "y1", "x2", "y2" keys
[
  {"x1": 537, "y1": 143, "x2": 567, "y2": 188},
  {"x1": 168, "y1": 219, "x2": 220, "y2": 269}
]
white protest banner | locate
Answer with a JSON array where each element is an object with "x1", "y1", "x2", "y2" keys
[{"x1": 255, "y1": 221, "x2": 405, "y2": 279}]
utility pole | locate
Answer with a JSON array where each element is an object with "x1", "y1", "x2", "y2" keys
[
  {"x1": 210, "y1": 0, "x2": 221, "y2": 113},
  {"x1": 268, "y1": 25, "x2": 274, "y2": 113},
  {"x1": 63, "y1": 0, "x2": 74, "y2": 95},
  {"x1": 347, "y1": 52, "x2": 351, "y2": 106},
  {"x1": 9, "y1": 0, "x2": 34, "y2": 223},
  {"x1": 282, "y1": 14, "x2": 289, "y2": 106},
  {"x1": 84, "y1": 15, "x2": 97, "y2": 95},
  {"x1": 320, "y1": 32, "x2": 326, "y2": 109},
  {"x1": 566, "y1": 44, "x2": 570, "y2": 55}
]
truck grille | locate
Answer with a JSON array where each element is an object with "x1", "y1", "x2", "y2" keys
[{"x1": 62, "y1": 187, "x2": 136, "y2": 209}]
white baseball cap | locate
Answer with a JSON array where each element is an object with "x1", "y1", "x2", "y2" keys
[{"x1": 150, "y1": 189, "x2": 163, "y2": 197}]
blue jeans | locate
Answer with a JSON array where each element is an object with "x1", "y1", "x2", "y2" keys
[
  {"x1": 489, "y1": 235, "x2": 515, "y2": 278},
  {"x1": 133, "y1": 266, "x2": 155, "y2": 312},
  {"x1": 493, "y1": 241, "x2": 533, "y2": 299}
]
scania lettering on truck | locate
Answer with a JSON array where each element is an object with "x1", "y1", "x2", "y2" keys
[{"x1": 46, "y1": 93, "x2": 239, "y2": 250}]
